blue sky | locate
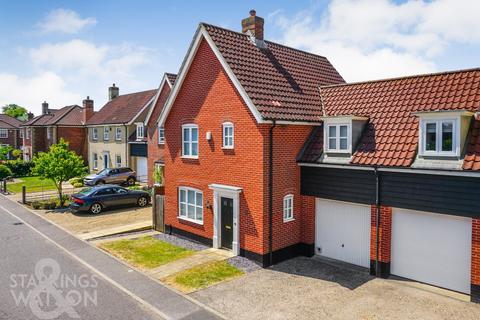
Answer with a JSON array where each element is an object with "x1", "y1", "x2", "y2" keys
[{"x1": 0, "y1": 0, "x2": 479, "y2": 115}]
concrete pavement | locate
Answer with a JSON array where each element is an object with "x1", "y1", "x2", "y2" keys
[{"x1": 0, "y1": 194, "x2": 223, "y2": 320}]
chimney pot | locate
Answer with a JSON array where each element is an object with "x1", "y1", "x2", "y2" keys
[
  {"x1": 108, "y1": 84, "x2": 119, "y2": 101},
  {"x1": 241, "y1": 10, "x2": 264, "y2": 41}
]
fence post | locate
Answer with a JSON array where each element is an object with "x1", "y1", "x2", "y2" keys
[
  {"x1": 22, "y1": 186, "x2": 26, "y2": 204},
  {"x1": 3, "y1": 179, "x2": 6, "y2": 193}
]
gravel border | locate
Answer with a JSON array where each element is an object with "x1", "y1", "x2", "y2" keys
[
  {"x1": 153, "y1": 233, "x2": 209, "y2": 251},
  {"x1": 227, "y1": 256, "x2": 262, "y2": 273}
]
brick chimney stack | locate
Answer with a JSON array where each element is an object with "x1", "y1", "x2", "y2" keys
[
  {"x1": 108, "y1": 83, "x2": 119, "y2": 101},
  {"x1": 82, "y1": 96, "x2": 94, "y2": 124},
  {"x1": 241, "y1": 9, "x2": 264, "y2": 40},
  {"x1": 42, "y1": 101, "x2": 49, "y2": 115},
  {"x1": 27, "y1": 112, "x2": 34, "y2": 120}
]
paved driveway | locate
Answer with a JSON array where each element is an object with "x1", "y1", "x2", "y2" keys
[{"x1": 192, "y1": 257, "x2": 480, "y2": 320}]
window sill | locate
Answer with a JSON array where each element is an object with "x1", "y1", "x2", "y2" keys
[
  {"x1": 222, "y1": 146, "x2": 234, "y2": 150},
  {"x1": 325, "y1": 149, "x2": 351, "y2": 154},
  {"x1": 178, "y1": 216, "x2": 204, "y2": 225},
  {"x1": 158, "y1": 142, "x2": 165, "y2": 145},
  {"x1": 283, "y1": 217, "x2": 295, "y2": 223},
  {"x1": 420, "y1": 152, "x2": 458, "y2": 158},
  {"x1": 181, "y1": 155, "x2": 199, "y2": 160}
]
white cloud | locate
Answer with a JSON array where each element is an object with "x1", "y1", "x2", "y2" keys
[
  {"x1": 38, "y1": 9, "x2": 96, "y2": 34},
  {"x1": 0, "y1": 72, "x2": 82, "y2": 114},
  {"x1": 271, "y1": 0, "x2": 480, "y2": 82}
]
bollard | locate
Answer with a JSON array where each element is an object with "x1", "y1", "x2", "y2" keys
[{"x1": 22, "y1": 186, "x2": 26, "y2": 204}]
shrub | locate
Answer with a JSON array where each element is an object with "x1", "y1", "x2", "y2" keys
[
  {"x1": 4, "y1": 159, "x2": 34, "y2": 177},
  {"x1": 69, "y1": 177, "x2": 84, "y2": 186},
  {"x1": 0, "y1": 165, "x2": 12, "y2": 180},
  {"x1": 41, "y1": 200, "x2": 57, "y2": 210},
  {"x1": 11, "y1": 149, "x2": 22, "y2": 159},
  {"x1": 128, "y1": 185, "x2": 141, "y2": 191},
  {"x1": 73, "y1": 182, "x2": 83, "y2": 188},
  {"x1": 31, "y1": 201, "x2": 41, "y2": 210}
]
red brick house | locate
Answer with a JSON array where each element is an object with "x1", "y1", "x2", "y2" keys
[
  {"x1": 22, "y1": 98, "x2": 94, "y2": 162},
  {"x1": 0, "y1": 114, "x2": 23, "y2": 154},
  {"x1": 145, "y1": 73, "x2": 176, "y2": 186},
  {"x1": 156, "y1": 11, "x2": 480, "y2": 302},
  {"x1": 157, "y1": 11, "x2": 344, "y2": 265}
]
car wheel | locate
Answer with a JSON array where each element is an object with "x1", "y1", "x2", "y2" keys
[
  {"x1": 96, "y1": 180, "x2": 105, "y2": 185},
  {"x1": 90, "y1": 203, "x2": 103, "y2": 214},
  {"x1": 127, "y1": 177, "x2": 136, "y2": 186},
  {"x1": 137, "y1": 196, "x2": 148, "y2": 207}
]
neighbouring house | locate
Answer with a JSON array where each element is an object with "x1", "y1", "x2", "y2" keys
[
  {"x1": 0, "y1": 114, "x2": 23, "y2": 156},
  {"x1": 145, "y1": 72, "x2": 177, "y2": 186},
  {"x1": 86, "y1": 84, "x2": 156, "y2": 182},
  {"x1": 21, "y1": 99, "x2": 94, "y2": 162},
  {"x1": 156, "y1": 10, "x2": 480, "y2": 303}
]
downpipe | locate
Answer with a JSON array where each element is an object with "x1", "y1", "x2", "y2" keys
[
  {"x1": 374, "y1": 166, "x2": 380, "y2": 277},
  {"x1": 268, "y1": 120, "x2": 276, "y2": 266}
]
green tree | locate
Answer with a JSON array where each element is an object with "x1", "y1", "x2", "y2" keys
[
  {"x1": 2, "y1": 104, "x2": 28, "y2": 120},
  {"x1": 0, "y1": 165, "x2": 12, "y2": 180},
  {"x1": 32, "y1": 138, "x2": 87, "y2": 206},
  {"x1": 0, "y1": 145, "x2": 12, "y2": 160},
  {"x1": 11, "y1": 149, "x2": 22, "y2": 159}
]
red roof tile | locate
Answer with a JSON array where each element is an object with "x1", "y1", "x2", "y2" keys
[
  {"x1": 87, "y1": 89, "x2": 156, "y2": 125},
  {"x1": 298, "y1": 68, "x2": 480, "y2": 169},
  {"x1": 203, "y1": 23, "x2": 345, "y2": 122},
  {"x1": 464, "y1": 120, "x2": 480, "y2": 170}
]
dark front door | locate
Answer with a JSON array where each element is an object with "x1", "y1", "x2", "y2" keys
[{"x1": 221, "y1": 197, "x2": 234, "y2": 250}]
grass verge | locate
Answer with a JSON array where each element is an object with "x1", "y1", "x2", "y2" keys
[
  {"x1": 165, "y1": 260, "x2": 243, "y2": 292},
  {"x1": 7, "y1": 176, "x2": 56, "y2": 193},
  {"x1": 99, "y1": 236, "x2": 193, "y2": 269}
]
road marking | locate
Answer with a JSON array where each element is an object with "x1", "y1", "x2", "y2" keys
[{"x1": 0, "y1": 204, "x2": 169, "y2": 320}]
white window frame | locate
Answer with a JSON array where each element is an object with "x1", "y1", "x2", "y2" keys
[
  {"x1": 19, "y1": 130, "x2": 24, "y2": 139},
  {"x1": 26, "y1": 128, "x2": 30, "y2": 139},
  {"x1": 283, "y1": 194, "x2": 294, "y2": 222},
  {"x1": 420, "y1": 118, "x2": 459, "y2": 157},
  {"x1": 115, "y1": 154, "x2": 122, "y2": 168},
  {"x1": 222, "y1": 122, "x2": 234, "y2": 149},
  {"x1": 0, "y1": 129, "x2": 8, "y2": 139},
  {"x1": 136, "y1": 123, "x2": 144, "y2": 140},
  {"x1": 92, "y1": 128, "x2": 98, "y2": 140},
  {"x1": 46, "y1": 127, "x2": 52, "y2": 140},
  {"x1": 103, "y1": 127, "x2": 109, "y2": 141},
  {"x1": 182, "y1": 124, "x2": 199, "y2": 158},
  {"x1": 325, "y1": 123, "x2": 351, "y2": 153},
  {"x1": 93, "y1": 153, "x2": 98, "y2": 170},
  {"x1": 178, "y1": 186, "x2": 203, "y2": 224},
  {"x1": 158, "y1": 126, "x2": 165, "y2": 144},
  {"x1": 115, "y1": 127, "x2": 122, "y2": 141}
]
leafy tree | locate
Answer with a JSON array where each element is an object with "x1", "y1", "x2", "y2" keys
[
  {"x1": 0, "y1": 165, "x2": 12, "y2": 180},
  {"x1": 32, "y1": 138, "x2": 87, "y2": 206},
  {"x1": 153, "y1": 165, "x2": 164, "y2": 185},
  {"x1": 2, "y1": 104, "x2": 28, "y2": 121},
  {"x1": 0, "y1": 145, "x2": 12, "y2": 160}
]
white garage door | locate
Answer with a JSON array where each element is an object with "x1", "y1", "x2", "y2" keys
[
  {"x1": 315, "y1": 199, "x2": 371, "y2": 268},
  {"x1": 136, "y1": 157, "x2": 148, "y2": 182},
  {"x1": 391, "y1": 208, "x2": 472, "y2": 294}
]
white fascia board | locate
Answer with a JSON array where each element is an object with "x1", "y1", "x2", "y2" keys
[
  {"x1": 127, "y1": 95, "x2": 156, "y2": 126},
  {"x1": 320, "y1": 115, "x2": 369, "y2": 122},
  {"x1": 412, "y1": 110, "x2": 474, "y2": 118},
  {"x1": 297, "y1": 162, "x2": 480, "y2": 177},
  {"x1": 158, "y1": 25, "x2": 267, "y2": 127},
  {"x1": 144, "y1": 75, "x2": 172, "y2": 126}
]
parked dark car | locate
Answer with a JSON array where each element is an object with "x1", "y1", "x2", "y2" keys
[
  {"x1": 84, "y1": 167, "x2": 137, "y2": 186},
  {"x1": 70, "y1": 185, "x2": 150, "y2": 214}
]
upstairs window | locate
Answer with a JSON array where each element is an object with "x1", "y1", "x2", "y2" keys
[
  {"x1": 182, "y1": 124, "x2": 198, "y2": 158},
  {"x1": 283, "y1": 195, "x2": 294, "y2": 222},
  {"x1": 222, "y1": 122, "x2": 234, "y2": 149},
  {"x1": 115, "y1": 127, "x2": 122, "y2": 141},
  {"x1": 0, "y1": 129, "x2": 8, "y2": 138},
  {"x1": 326, "y1": 124, "x2": 350, "y2": 152},
  {"x1": 422, "y1": 119, "x2": 457, "y2": 156},
  {"x1": 158, "y1": 126, "x2": 165, "y2": 144},
  {"x1": 92, "y1": 128, "x2": 98, "y2": 140},
  {"x1": 136, "y1": 123, "x2": 144, "y2": 139},
  {"x1": 103, "y1": 127, "x2": 109, "y2": 141}
]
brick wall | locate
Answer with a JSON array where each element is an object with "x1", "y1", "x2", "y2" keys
[
  {"x1": 370, "y1": 205, "x2": 392, "y2": 277},
  {"x1": 0, "y1": 128, "x2": 20, "y2": 149},
  {"x1": 472, "y1": 219, "x2": 480, "y2": 302},
  {"x1": 32, "y1": 127, "x2": 47, "y2": 154},
  {"x1": 147, "y1": 83, "x2": 171, "y2": 185},
  {"x1": 57, "y1": 127, "x2": 88, "y2": 164},
  {"x1": 301, "y1": 195, "x2": 316, "y2": 245}
]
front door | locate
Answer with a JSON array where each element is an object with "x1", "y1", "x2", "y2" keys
[
  {"x1": 221, "y1": 197, "x2": 234, "y2": 249},
  {"x1": 103, "y1": 154, "x2": 109, "y2": 169}
]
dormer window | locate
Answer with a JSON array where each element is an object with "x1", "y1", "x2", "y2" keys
[
  {"x1": 326, "y1": 124, "x2": 350, "y2": 152},
  {"x1": 136, "y1": 123, "x2": 144, "y2": 140},
  {"x1": 420, "y1": 119, "x2": 458, "y2": 156}
]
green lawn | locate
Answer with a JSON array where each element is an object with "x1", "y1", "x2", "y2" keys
[
  {"x1": 99, "y1": 236, "x2": 194, "y2": 269},
  {"x1": 7, "y1": 176, "x2": 57, "y2": 193},
  {"x1": 168, "y1": 261, "x2": 243, "y2": 291}
]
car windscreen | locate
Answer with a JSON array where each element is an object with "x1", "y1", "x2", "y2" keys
[
  {"x1": 77, "y1": 187, "x2": 95, "y2": 196},
  {"x1": 96, "y1": 169, "x2": 109, "y2": 176}
]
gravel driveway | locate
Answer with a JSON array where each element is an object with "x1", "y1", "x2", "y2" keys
[{"x1": 191, "y1": 256, "x2": 480, "y2": 320}]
